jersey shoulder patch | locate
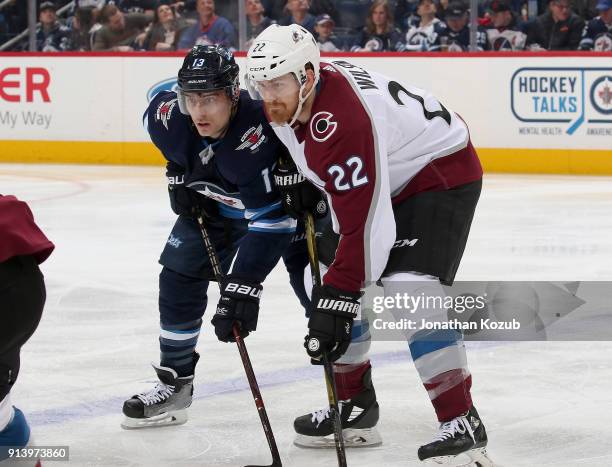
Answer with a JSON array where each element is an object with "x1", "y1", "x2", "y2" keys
[{"x1": 146, "y1": 91, "x2": 194, "y2": 165}]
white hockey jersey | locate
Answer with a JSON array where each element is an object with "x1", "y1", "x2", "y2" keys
[{"x1": 271, "y1": 61, "x2": 482, "y2": 292}]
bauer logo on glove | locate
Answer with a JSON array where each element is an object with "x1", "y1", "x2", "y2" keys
[{"x1": 211, "y1": 275, "x2": 263, "y2": 343}]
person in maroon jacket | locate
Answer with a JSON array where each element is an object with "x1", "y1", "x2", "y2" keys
[{"x1": 0, "y1": 195, "x2": 54, "y2": 460}]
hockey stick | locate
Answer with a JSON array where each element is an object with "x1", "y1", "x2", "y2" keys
[
  {"x1": 196, "y1": 214, "x2": 282, "y2": 467},
  {"x1": 304, "y1": 213, "x2": 348, "y2": 467}
]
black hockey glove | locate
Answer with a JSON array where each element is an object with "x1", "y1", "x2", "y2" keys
[
  {"x1": 166, "y1": 163, "x2": 217, "y2": 219},
  {"x1": 211, "y1": 275, "x2": 263, "y2": 343},
  {"x1": 273, "y1": 157, "x2": 328, "y2": 220},
  {"x1": 305, "y1": 285, "x2": 361, "y2": 363}
]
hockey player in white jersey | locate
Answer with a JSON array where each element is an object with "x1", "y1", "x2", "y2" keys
[{"x1": 246, "y1": 24, "x2": 494, "y2": 465}]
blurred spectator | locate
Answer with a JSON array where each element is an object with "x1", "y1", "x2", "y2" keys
[
  {"x1": 314, "y1": 13, "x2": 343, "y2": 50},
  {"x1": 309, "y1": 0, "x2": 341, "y2": 25},
  {"x1": 404, "y1": 0, "x2": 444, "y2": 51},
  {"x1": 261, "y1": 0, "x2": 288, "y2": 21},
  {"x1": 394, "y1": 0, "x2": 418, "y2": 31},
  {"x1": 246, "y1": 0, "x2": 274, "y2": 48},
  {"x1": 279, "y1": 0, "x2": 316, "y2": 34},
  {"x1": 143, "y1": 2, "x2": 191, "y2": 50},
  {"x1": 436, "y1": 0, "x2": 451, "y2": 20},
  {"x1": 92, "y1": 3, "x2": 149, "y2": 50},
  {"x1": 578, "y1": 0, "x2": 612, "y2": 49},
  {"x1": 35, "y1": 2, "x2": 71, "y2": 51},
  {"x1": 75, "y1": 0, "x2": 107, "y2": 7},
  {"x1": 177, "y1": 0, "x2": 236, "y2": 50},
  {"x1": 524, "y1": 0, "x2": 585, "y2": 49},
  {"x1": 352, "y1": 0, "x2": 405, "y2": 51},
  {"x1": 113, "y1": 0, "x2": 156, "y2": 15},
  {"x1": 1, "y1": 0, "x2": 27, "y2": 39},
  {"x1": 485, "y1": 0, "x2": 527, "y2": 50},
  {"x1": 68, "y1": 6, "x2": 99, "y2": 50},
  {"x1": 572, "y1": 0, "x2": 599, "y2": 21},
  {"x1": 432, "y1": 1, "x2": 488, "y2": 50}
]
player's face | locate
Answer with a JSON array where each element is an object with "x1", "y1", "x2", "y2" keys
[
  {"x1": 255, "y1": 74, "x2": 301, "y2": 125},
  {"x1": 184, "y1": 90, "x2": 233, "y2": 138}
]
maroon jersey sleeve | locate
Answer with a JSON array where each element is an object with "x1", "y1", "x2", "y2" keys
[{"x1": 0, "y1": 195, "x2": 55, "y2": 264}]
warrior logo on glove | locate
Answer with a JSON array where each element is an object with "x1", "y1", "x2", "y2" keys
[
  {"x1": 305, "y1": 285, "x2": 362, "y2": 363},
  {"x1": 273, "y1": 156, "x2": 328, "y2": 220}
]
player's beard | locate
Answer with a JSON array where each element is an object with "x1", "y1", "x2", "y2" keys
[{"x1": 264, "y1": 98, "x2": 299, "y2": 126}]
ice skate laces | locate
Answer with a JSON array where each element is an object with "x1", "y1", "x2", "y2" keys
[
  {"x1": 136, "y1": 383, "x2": 175, "y2": 406},
  {"x1": 310, "y1": 401, "x2": 346, "y2": 427},
  {"x1": 432, "y1": 415, "x2": 474, "y2": 443}
]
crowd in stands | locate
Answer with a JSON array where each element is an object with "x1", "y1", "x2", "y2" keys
[{"x1": 0, "y1": 0, "x2": 610, "y2": 52}]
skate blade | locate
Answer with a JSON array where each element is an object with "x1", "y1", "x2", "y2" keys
[
  {"x1": 425, "y1": 447, "x2": 497, "y2": 467},
  {"x1": 294, "y1": 427, "x2": 382, "y2": 448},
  {"x1": 120, "y1": 409, "x2": 188, "y2": 429}
]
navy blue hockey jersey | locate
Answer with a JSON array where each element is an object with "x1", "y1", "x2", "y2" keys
[
  {"x1": 144, "y1": 90, "x2": 296, "y2": 282},
  {"x1": 432, "y1": 23, "x2": 488, "y2": 51}
]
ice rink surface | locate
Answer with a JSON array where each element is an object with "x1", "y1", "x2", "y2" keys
[{"x1": 1, "y1": 164, "x2": 612, "y2": 467}]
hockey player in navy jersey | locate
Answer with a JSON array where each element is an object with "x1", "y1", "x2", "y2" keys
[
  {"x1": 121, "y1": 44, "x2": 314, "y2": 429},
  {"x1": 247, "y1": 24, "x2": 493, "y2": 465}
]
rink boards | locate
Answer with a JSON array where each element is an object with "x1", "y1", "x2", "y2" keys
[{"x1": 0, "y1": 51, "x2": 611, "y2": 174}]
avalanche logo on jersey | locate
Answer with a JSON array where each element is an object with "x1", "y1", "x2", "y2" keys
[
  {"x1": 310, "y1": 111, "x2": 337, "y2": 142},
  {"x1": 155, "y1": 98, "x2": 177, "y2": 130},
  {"x1": 235, "y1": 124, "x2": 266, "y2": 152}
]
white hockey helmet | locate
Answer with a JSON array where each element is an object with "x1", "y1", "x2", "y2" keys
[{"x1": 246, "y1": 24, "x2": 321, "y2": 126}]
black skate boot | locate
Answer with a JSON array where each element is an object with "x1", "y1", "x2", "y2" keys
[
  {"x1": 418, "y1": 406, "x2": 495, "y2": 466},
  {"x1": 294, "y1": 367, "x2": 382, "y2": 448},
  {"x1": 121, "y1": 354, "x2": 199, "y2": 429}
]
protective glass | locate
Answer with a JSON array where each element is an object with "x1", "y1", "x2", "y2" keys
[
  {"x1": 178, "y1": 89, "x2": 231, "y2": 116},
  {"x1": 248, "y1": 74, "x2": 300, "y2": 103}
]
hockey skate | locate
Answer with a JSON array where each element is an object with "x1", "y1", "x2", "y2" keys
[
  {"x1": 294, "y1": 368, "x2": 382, "y2": 448},
  {"x1": 121, "y1": 363, "x2": 194, "y2": 429},
  {"x1": 418, "y1": 406, "x2": 495, "y2": 466}
]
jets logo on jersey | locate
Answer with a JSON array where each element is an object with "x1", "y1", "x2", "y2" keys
[
  {"x1": 594, "y1": 33, "x2": 612, "y2": 51},
  {"x1": 155, "y1": 98, "x2": 177, "y2": 130},
  {"x1": 236, "y1": 124, "x2": 267, "y2": 151},
  {"x1": 310, "y1": 111, "x2": 337, "y2": 142}
]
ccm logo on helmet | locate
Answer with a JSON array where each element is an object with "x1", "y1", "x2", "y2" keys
[{"x1": 310, "y1": 111, "x2": 337, "y2": 142}]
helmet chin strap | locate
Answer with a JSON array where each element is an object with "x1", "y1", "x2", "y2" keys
[{"x1": 287, "y1": 75, "x2": 316, "y2": 127}]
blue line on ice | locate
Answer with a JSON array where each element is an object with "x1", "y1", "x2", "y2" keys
[{"x1": 27, "y1": 343, "x2": 505, "y2": 427}]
